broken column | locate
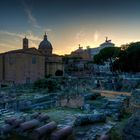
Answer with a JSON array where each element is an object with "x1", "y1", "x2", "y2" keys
[
  {"x1": 33, "y1": 121, "x2": 57, "y2": 139},
  {"x1": 51, "y1": 126, "x2": 73, "y2": 140},
  {"x1": 20, "y1": 119, "x2": 40, "y2": 132}
]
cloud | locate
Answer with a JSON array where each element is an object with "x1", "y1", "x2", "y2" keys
[
  {"x1": 43, "y1": 28, "x2": 52, "y2": 32},
  {"x1": 0, "y1": 31, "x2": 24, "y2": 38},
  {"x1": 22, "y1": 0, "x2": 41, "y2": 29},
  {"x1": 0, "y1": 43, "x2": 15, "y2": 49},
  {"x1": 25, "y1": 8, "x2": 41, "y2": 29},
  {"x1": 0, "y1": 30, "x2": 38, "y2": 51},
  {"x1": 93, "y1": 31, "x2": 99, "y2": 42},
  {"x1": 0, "y1": 30, "x2": 43, "y2": 51},
  {"x1": 0, "y1": 43, "x2": 18, "y2": 52},
  {"x1": 21, "y1": 0, "x2": 52, "y2": 33},
  {"x1": 0, "y1": 30, "x2": 41, "y2": 41}
]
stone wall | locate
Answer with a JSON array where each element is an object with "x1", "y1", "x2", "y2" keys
[
  {"x1": 130, "y1": 89, "x2": 140, "y2": 112},
  {"x1": 1, "y1": 53, "x2": 45, "y2": 84},
  {"x1": 46, "y1": 62, "x2": 64, "y2": 76},
  {"x1": 60, "y1": 95, "x2": 84, "y2": 108}
]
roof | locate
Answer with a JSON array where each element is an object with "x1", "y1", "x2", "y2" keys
[
  {"x1": 71, "y1": 47, "x2": 84, "y2": 54},
  {"x1": 0, "y1": 48, "x2": 44, "y2": 56}
]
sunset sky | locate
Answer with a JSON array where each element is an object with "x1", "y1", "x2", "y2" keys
[{"x1": 0, "y1": 0, "x2": 140, "y2": 55}]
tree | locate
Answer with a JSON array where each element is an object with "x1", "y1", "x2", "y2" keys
[
  {"x1": 114, "y1": 42, "x2": 140, "y2": 72},
  {"x1": 94, "y1": 47, "x2": 121, "y2": 71},
  {"x1": 94, "y1": 53, "x2": 104, "y2": 64},
  {"x1": 33, "y1": 78, "x2": 60, "y2": 92}
]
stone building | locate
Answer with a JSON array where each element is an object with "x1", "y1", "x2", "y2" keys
[
  {"x1": 90, "y1": 37, "x2": 115, "y2": 56},
  {"x1": 63, "y1": 38, "x2": 115, "y2": 76},
  {"x1": 91, "y1": 37, "x2": 116, "y2": 74},
  {"x1": 63, "y1": 45, "x2": 93, "y2": 76},
  {"x1": 0, "y1": 47, "x2": 45, "y2": 84},
  {"x1": 0, "y1": 35, "x2": 45, "y2": 84},
  {"x1": 0, "y1": 33, "x2": 64, "y2": 85},
  {"x1": 70, "y1": 45, "x2": 92, "y2": 61},
  {"x1": 38, "y1": 33, "x2": 64, "y2": 76}
]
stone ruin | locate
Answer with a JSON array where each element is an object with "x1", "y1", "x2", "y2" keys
[
  {"x1": 130, "y1": 89, "x2": 140, "y2": 112},
  {"x1": 0, "y1": 112, "x2": 73, "y2": 140},
  {"x1": 83, "y1": 92, "x2": 130, "y2": 121},
  {"x1": 122, "y1": 111, "x2": 140, "y2": 140}
]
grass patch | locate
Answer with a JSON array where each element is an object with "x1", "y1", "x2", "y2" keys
[
  {"x1": 35, "y1": 107, "x2": 84, "y2": 124},
  {"x1": 109, "y1": 112, "x2": 132, "y2": 140}
]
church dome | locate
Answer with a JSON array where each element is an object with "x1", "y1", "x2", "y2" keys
[
  {"x1": 39, "y1": 33, "x2": 52, "y2": 49},
  {"x1": 38, "y1": 33, "x2": 53, "y2": 55}
]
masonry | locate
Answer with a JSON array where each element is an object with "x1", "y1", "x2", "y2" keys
[
  {"x1": 0, "y1": 48, "x2": 45, "y2": 84},
  {"x1": 0, "y1": 33, "x2": 64, "y2": 85}
]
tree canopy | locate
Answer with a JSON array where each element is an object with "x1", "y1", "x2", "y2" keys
[
  {"x1": 113, "y1": 42, "x2": 140, "y2": 72},
  {"x1": 94, "y1": 47, "x2": 120, "y2": 64},
  {"x1": 94, "y1": 47, "x2": 121, "y2": 71},
  {"x1": 94, "y1": 42, "x2": 140, "y2": 72}
]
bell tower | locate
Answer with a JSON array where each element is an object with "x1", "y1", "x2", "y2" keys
[{"x1": 23, "y1": 37, "x2": 29, "y2": 49}]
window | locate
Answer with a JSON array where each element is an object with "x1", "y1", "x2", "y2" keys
[
  {"x1": 32, "y1": 57, "x2": 36, "y2": 64},
  {"x1": 9, "y1": 56, "x2": 16, "y2": 65},
  {"x1": 26, "y1": 77, "x2": 30, "y2": 84}
]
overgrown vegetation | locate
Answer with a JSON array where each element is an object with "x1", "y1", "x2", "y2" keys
[
  {"x1": 33, "y1": 78, "x2": 60, "y2": 92},
  {"x1": 33, "y1": 77, "x2": 93, "y2": 95},
  {"x1": 109, "y1": 112, "x2": 132, "y2": 140}
]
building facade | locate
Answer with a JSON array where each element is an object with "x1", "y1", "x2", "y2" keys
[
  {"x1": 38, "y1": 33, "x2": 64, "y2": 76},
  {"x1": 0, "y1": 33, "x2": 64, "y2": 85},
  {"x1": 63, "y1": 38, "x2": 115, "y2": 76},
  {"x1": 0, "y1": 48, "x2": 45, "y2": 84},
  {"x1": 70, "y1": 45, "x2": 92, "y2": 61},
  {"x1": 90, "y1": 37, "x2": 115, "y2": 56}
]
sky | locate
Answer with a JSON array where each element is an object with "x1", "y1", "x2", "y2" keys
[{"x1": 0, "y1": 0, "x2": 140, "y2": 55}]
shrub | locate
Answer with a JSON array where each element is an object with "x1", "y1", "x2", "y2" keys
[{"x1": 33, "y1": 78, "x2": 60, "y2": 92}]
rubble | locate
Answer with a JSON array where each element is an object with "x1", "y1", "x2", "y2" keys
[
  {"x1": 122, "y1": 111, "x2": 140, "y2": 140},
  {"x1": 74, "y1": 114, "x2": 106, "y2": 126}
]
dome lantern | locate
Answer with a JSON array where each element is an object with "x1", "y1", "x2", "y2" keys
[{"x1": 44, "y1": 32, "x2": 47, "y2": 40}]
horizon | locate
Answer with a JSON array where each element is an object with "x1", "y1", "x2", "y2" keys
[{"x1": 1, "y1": 0, "x2": 140, "y2": 55}]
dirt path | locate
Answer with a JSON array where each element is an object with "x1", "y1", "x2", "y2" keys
[{"x1": 92, "y1": 90, "x2": 131, "y2": 98}]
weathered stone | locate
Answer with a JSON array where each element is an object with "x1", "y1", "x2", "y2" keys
[
  {"x1": 20, "y1": 119, "x2": 40, "y2": 132},
  {"x1": 31, "y1": 112, "x2": 40, "y2": 119},
  {"x1": 112, "y1": 113, "x2": 121, "y2": 121},
  {"x1": 12, "y1": 118, "x2": 25, "y2": 128},
  {"x1": 99, "y1": 134, "x2": 111, "y2": 140},
  {"x1": 122, "y1": 111, "x2": 140, "y2": 140},
  {"x1": 37, "y1": 113, "x2": 50, "y2": 122},
  {"x1": 84, "y1": 93, "x2": 101, "y2": 101},
  {"x1": 83, "y1": 104, "x2": 91, "y2": 112},
  {"x1": 51, "y1": 126, "x2": 73, "y2": 140},
  {"x1": 74, "y1": 114, "x2": 106, "y2": 126},
  {"x1": 0, "y1": 124, "x2": 13, "y2": 135},
  {"x1": 33, "y1": 121, "x2": 57, "y2": 139},
  {"x1": 130, "y1": 89, "x2": 140, "y2": 112},
  {"x1": 5, "y1": 117, "x2": 17, "y2": 125}
]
